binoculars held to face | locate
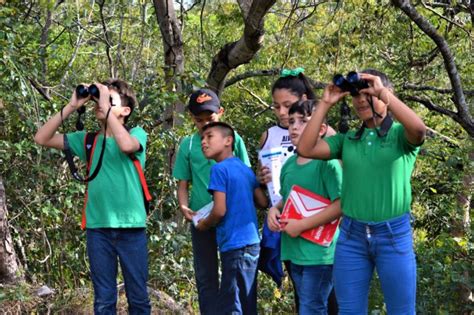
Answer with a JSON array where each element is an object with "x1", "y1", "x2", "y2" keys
[
  {"x1": 75, "y1": 84, "x2": 100, "y2": 114},
  {"x1": 333, "y1": 72, "x2": 369, "y2": 96},
  {"x1": 76, "y1": 84, "x2": 100, "y2": 100}
]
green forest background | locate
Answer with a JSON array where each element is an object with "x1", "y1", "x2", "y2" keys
[{"x1": 0, "y1": 0, "x2": 472, "y2": 313}]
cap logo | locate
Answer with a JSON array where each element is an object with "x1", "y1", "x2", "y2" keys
[{"x1": 196, "y1": 93, "x2": 213, "y2": 104}]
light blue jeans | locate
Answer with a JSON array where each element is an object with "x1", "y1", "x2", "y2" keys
[{"x1": 333, "y1": 213, "x2": 416, "y2": 315}]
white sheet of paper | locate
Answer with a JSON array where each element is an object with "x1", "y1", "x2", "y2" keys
[
  {"x1": 192, "y1": 202, "x2": 214, "y2": 227},
  {"x1": 259, "y1": 147, "x2": 294, "y2": 206}
]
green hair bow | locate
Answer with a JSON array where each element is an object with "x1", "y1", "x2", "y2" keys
[{"x1": 280, "y1": 67, "x2": 305, "y2": 77}]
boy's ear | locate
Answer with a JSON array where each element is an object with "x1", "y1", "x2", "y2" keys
[
  {"x1": 224, "y1": 135, "x2": 233, "y2": 147},
  {"x1": 217, "y1": 107, "x2": 224, "y2": 116},
  {"x1": 301, "y1": 94, "x2": 308, "y2": 101},
  {"x1": 121, "y1": 106, "x2": 131, "y2": 117},
  {"x1": 319, "y1": 123, "x2": 328, "y2": 137}
]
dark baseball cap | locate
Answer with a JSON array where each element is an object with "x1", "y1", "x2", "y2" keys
[{"x1": 187, "y1": 89, "x2": 220, "y2": 115}]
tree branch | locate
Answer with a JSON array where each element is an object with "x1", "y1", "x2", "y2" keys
[
  {"x1": 238, "y1": 83, "x2": 271, "y2": 109},
  {"x1": 28, "y1": 78, "x2": 52, "y2": 102},
  {"x1": 97, "y1": 0, "x2": 114, "y2": 78},
  {"x1": 225, "y1": 69, "x2": 279, "y2": 87},
  {"x1": 403, "y1": 83, "x2": 474, "y2": 96},
  {"x1": 420, "y1": 0, "x2": 470, "y2": 36},
  {"x1": 404, "y1": 95, "x2": 473, "y2": 137},
  {"x1": 207, "y1": 0, "x2": 277, "y2": 95},
  {"x1": 391, "y1": 0, "x2": 472, "y2": 133}
]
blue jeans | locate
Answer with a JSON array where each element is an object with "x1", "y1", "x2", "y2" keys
[
  {"x1": 290, "y1": 263, "x2": 333, "y2": 315},
  {"x1": 190, "y1": 225, "x2": 219, "y2": 314},
  {"x1": 333, "y1": 213, "x2": 416, "y2": 315},
  {"x1": 218, "y1": 244, "x2": 260, "y2": 315},
  {"x1": 86, "y1": 228, "x2": 151, "y2": 315}
]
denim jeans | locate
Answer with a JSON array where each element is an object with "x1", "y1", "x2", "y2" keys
[
  {"x1": 218, "y1": 244, "x2": 260, "y2": 315},
  {"x1": 333, "y1": 213, "x2": 416, "y2": 315},
  {"x1": 86, "y1": 228, "x2": 151, "y2": 315},
  {"x1": 190, "y1": 225, "x2": 219, "y2": 314},
  {"x1": 290, "y1": 263, "x2": 333, "y2": 315}
]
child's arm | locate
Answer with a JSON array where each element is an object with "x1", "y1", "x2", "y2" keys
[
  {"x1": 253, "y1": 187, "x2": 268, "y2": 209},
  {"x1": 298, "y1": 85, "x2": 348, "y2": 160},
  {"x1": 34, "y1": 89, "x2": 89, "y2": 149},
  {"x1": 267, "y1": 200, "x2": 283, "y2": 232},
  {"x1": 196, "y1": 191, "x2": 226, "y2": 231},
  {"x1": 359, "y1": 73, "x2": 426, "y2": 145},
  {"x1": 281, "y1": 199, "x2": 341, "y2": 238},
  {"x1": 177, "y1": 180, "x2": 194, "y2": 221},
  {"x1": 95, "y1": 84, "x2": 141, "y2": 154}
]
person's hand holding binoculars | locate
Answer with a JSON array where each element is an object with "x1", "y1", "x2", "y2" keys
[
  {"x1": 70, "y1": 83, "x2": 114, "y2": 114},
  {"x1": 69, "y1": 83, "x2": 95, "y2": 110},
  {"x1": 320, "y1": 83, "x2": 350, "y2": 109}
]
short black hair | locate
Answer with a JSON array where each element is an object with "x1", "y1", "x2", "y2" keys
[
  {"x1": 361, "y1": 69, "x2": 393, "y2": 90},
  {"x1": 288, "y1": 99, "x2": 327, "y2": 131},
  {"x1": 201, "y1": 121, "x2": 235, "y2": 151}
]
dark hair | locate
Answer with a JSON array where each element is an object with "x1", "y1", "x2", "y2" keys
[
  {"x1": 289, "y1": 99, "x2": 326, "y2": 124},
  {"x1": 201, "y1": 121, "x2": 235, "y2": 150},
  {"x1": 102, "y1": 79, "x2": 137, "y2": 123},
  {"x1": 361, "y1": 69, "x2": 393, "y2": 90},
  {"x1": 271, "y1": 73, "x2": 316, "y2": 100}
]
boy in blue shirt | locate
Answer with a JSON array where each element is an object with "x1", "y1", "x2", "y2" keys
[
  {"x1": 172, "y1": 89, "x2": 251, "y2": 314},
  {"x1": 196, "y1": 122, "x2": 267, "y2": 315}
]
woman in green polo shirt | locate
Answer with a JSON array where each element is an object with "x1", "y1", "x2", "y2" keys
[{"x1": 298, "y1": 69, "x2": 426, "y2": 314}]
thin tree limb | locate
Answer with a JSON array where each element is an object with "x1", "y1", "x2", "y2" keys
[
  {"x1": 391, "y1": 0, "x2": 473, "y2": 135},
  {"x1": 403, "y1": 83, "x2": 474, "y2": 96},
  {"x1": 98, "y1": 0, "x2": 114, "y2": 78}
]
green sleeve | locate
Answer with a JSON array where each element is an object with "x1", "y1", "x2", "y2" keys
[
  {"x1": 172, "y1": 136, "x2": 192, "y2": 181},
  {"x1": 395, "y1": 123, "x2": 421, "y2": 153},
  {"x1": 324, "y1": 133, "x2": 345, "y2": 160},
  {"x1": 322, "y1": 159, "x2": 343, "y2": 202},
  {"x1": 130, "y1": 127, "x2": 147, "y2": 165},
  {"x1": 234, "y1": 132, "x2": 251, "y2": 167},
  {"x1": 66, "y1": 131, "x2": 87, "y2": 161}
]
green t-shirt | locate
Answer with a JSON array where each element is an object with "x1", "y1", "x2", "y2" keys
[
  {"x1": 67, "y1": 127, "x2": 147, "y2": 228},
  {"x1": 172, "y1": 131, "x2": 251, "y2": 211},
  {"x1": 280, "y1": 155, "x2": 342, "y2": 266},
  {"x1": 324, "y1": 122, "x2": 420, "y2": 222}
]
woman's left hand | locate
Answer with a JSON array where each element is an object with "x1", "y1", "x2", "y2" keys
[{"x1": 358, "y1": 73, "x2": 386, "y2": 99}]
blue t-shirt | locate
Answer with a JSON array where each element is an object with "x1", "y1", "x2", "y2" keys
[{"x1": 208, "y1": 157, "x2": 260, "y2": 253}]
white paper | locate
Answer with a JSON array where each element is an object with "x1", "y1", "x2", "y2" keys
[
  {"x1": 192, "y1": 202, "x2": 214, "y2": 227},
  {"x1": 258, "y1": 146, "x2": 295, "y2": 206}
]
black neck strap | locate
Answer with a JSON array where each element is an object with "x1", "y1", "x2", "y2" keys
[
  {"x1": 349, "y1": 114, "x2": 393, "y2": 141},
  {"x1": 63, "y1": 108, "x2": 111, "y2": 182}
]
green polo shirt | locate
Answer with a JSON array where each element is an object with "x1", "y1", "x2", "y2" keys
[
  {"x1": 67, "y1": 127, "x2": 147, "y2": 228},
  {"x1": 280, "y1": 155, "x2": 342, "y2": 265},
  {"x1": 172, "y1": 131, "x2": 251, "y2": 211},
  {"x1": 325, "y1": 122, "x2": 420, "y2": 222}
]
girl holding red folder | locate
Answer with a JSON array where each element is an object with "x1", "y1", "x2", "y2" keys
[{"x1": 267, "y1": 100, "x2": 343, "y2": 315}]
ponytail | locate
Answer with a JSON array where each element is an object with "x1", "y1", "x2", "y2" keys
[{"x1": 272, "y1": 68, "x2": 316, "y2": 100}]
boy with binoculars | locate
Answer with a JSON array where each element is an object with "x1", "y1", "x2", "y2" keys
[{"x1": 34, "y1": 79, "x2": 151, "y2": 314}]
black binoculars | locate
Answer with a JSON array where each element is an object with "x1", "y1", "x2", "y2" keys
[
  {"x1": 76, "y1": 84, "x2": 100, "y2": 99},
  {"x1": 333, "y1": 71, "x2": 369, "y2": 96}
]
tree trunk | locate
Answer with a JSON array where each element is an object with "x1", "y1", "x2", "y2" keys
[
  {"x1": 0, "y1": 177, "x2": 23, "y2": 284},
  {"x1": 153, "y1": 0, "x2": 185, "y2": 172}
]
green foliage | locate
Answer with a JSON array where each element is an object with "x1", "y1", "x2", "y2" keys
[{"x1": 1, "y1": 0, "x2": 472, "y2": 313}]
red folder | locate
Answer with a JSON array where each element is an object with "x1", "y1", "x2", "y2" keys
[{"x1": 281, "y1": 185, "x2": 340, "y2": 247}]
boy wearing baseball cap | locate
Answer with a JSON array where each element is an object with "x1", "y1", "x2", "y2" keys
[{"x1": 172, "y1": 89, "x2": 251, "y2": 314}]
